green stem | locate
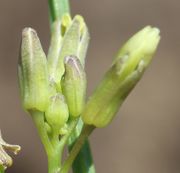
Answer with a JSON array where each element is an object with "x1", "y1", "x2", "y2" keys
[
  {"x1": 71, "y1": 140, "x2": 96, "y2": 173},
  {"x1": 59, "y1": 118, "x2": 79, "y2": 159},
  {"x1": 31, "y1": 111, "x2": 53, "y2": 156},
  {"x1": 0, "y1": 166, "x2": 4, "y2": 173},
  {"x1": 49, "y1": 130, "x2": 62, "y2": 172},
  {"x1": 31, "y1": 111, "x2": 61, "y2": 173},
  {"x1": 61, "y1": 125, "x2": 95, "y2": 173},
  {"x1": 48, "y1": 0, "x2": 70, "y2": 23},
  {"x1": 68, "y1": 119, "x2": 96, "y2": 173},
  {"x1": 48, "y1": 150, "x2": 61, "y2": 173}
]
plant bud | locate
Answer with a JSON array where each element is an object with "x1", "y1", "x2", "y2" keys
[
  {"x1": 115, "y1": 26, "x2": 160, "y2": 81},
  {"x1": 77, "y1": 22, "x2": 89, "y2": 67},
  {"x1": 45, "y1": 94, "x2": 69, "y2": 129},
  {"x1": 18, "y1": 28, "x2": 49, "y2": 112},
  {"x1": 82, "y1": 26, "x2": 160, "y2": 127},
  {"x1": 47, "y1": 14, "x2": 72, "y2": 92},
  {"x1": 48, "y1": 15, "x2": 89, "y2": 89},
  {"x1": 47, "y1": 20, "x2": 63, "y2": 92},
  {"x1": 62, "y1": 56, "x2": 86, "y2": 117}
]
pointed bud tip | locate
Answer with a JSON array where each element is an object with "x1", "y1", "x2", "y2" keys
[
  {"x1": 143, "y1": 26, "x2": 160, "y2": 52},
  {"x1": 22, "y1": 27, "x2": 37, "y2": 37},
  {"x1": 64, "y1": 55, "x2": 78, "y2": 65},
  {"x1": 121, "y1": 26, "x2": 160, "y2": 55},
  {"x1": 64, "y1": 55, "x2": 83, "y2": 77},
  {"x1": 74, "y1": 15, "x2": 86, "y2": 33},
  {"x1": 62, "y1": 14, "x2": 72, "y2": 26},
  {"x1": 74, "y1": 15, "x2": 84, "y2": 23},
  {"x1": 51, "y1": 94, "x2": 65, "y2": 103}
]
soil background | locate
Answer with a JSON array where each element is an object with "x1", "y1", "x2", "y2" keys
[{"x1": 0, "y1": 0, "x2": 180, "y2": 173}]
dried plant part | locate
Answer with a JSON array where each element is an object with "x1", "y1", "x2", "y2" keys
[{"x1": 0, "y1": 131, "x2": 21, "y2": 169}]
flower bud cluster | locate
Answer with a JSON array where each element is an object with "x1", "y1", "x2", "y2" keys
[
  {"x1": 18, "y1": 14, "x2": 160, "y2": 130},
  {"x1": 18, "y1": 14, "x2": 88, "y2": 131}
]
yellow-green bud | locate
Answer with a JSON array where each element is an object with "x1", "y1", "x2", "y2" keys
[
  {"x1": 115, "y1": 26, "x2": 160, "y2": 80},
  {"x1": 82, "y1": 26, "x2": 160, "y2": 128},
  {"x1": 47, "y1": 14, "x2": 72, "y2": 92},
  {"x1": 77, "y1": 20, "x2": 89, "y2": 67},
  {"x1": 48, "y1": 15, "x2": 89, "y2": 90},
  {"x1": 47, "y1": 20, "x2": 63, "y2": 92},
  {"x1": 45, "y1": 93, "x2": 69, "y2": 129},
  {"x1": 18, "y1": 28, "x2": 49, "y2": 112},
  {"x1": 62, "y1": 56, "x2": 86, "y2": 117}
]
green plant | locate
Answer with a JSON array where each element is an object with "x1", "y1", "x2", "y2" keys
[{"x1": 0, "y1": 0, "x2": 160, "y2": 173}]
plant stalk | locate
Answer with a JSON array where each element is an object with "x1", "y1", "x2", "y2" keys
[
  {"x1": 61, "y1": 125, "x2": 95, "y2": 173},
  {"x1": 0, "y1": 166, "x2": 4, "y2": 173},
  {"x1": 48, "y1": 0, "x2": 70, "y2": 23},
  {"x1": 31, "y1": 111, "x2": 61, "y2": 173},
  {"x1": 68, "y1": 120, "x2": 96, "y2": 173}
]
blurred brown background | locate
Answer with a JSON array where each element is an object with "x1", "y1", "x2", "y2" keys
[{"x1": 0, "y1": 0, "x2": 180, "y2": 173}]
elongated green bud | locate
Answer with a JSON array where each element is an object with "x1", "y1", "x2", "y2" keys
[
  {"x1": 62, "y1": 56, "x2": 86, "y2": 117},
  {"x1": 18, "y1": 28, "x2": 49, "y2": 112},
  {"x1": 115, "y1": 26, "x2": 160, "y2": 80},
  {"x1": 48, "y1": 15, "x2": 89, "y2": 90},
  {"x1": 45, "y1": 93, "x2": 69, "y2": 129},
  {"x1": 77, "y1": 21, "x2": 89, "y2": 67},
  {"x1": 47, "y1": 15, "x2": 72, "y2": 92},
  {"x1": 82, "y1": 26, "x2": 160, "y2": 127},
  {"x1": 47, "y1": 20, "x2": 63, "y2": 85}
]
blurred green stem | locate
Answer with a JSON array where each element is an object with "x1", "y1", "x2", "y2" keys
[
  {"x1": 48, "y1": 0, "x2": 70, "y2": 23},
  {"x1": 0, "y1": 166, "x2": 4, "y2": 173},
  {"x1": 31, "y1": 111, "x2": 61, "y2": 173},
  {"x1": 68, "y1": 120, "x2": 96, "y2": 173},
  {"x1": 61, "y1": 125, "x2": 95, "y2": 173},
  {"x1": 58, "y1": 118, "x2": 79, "y2": 158}
]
